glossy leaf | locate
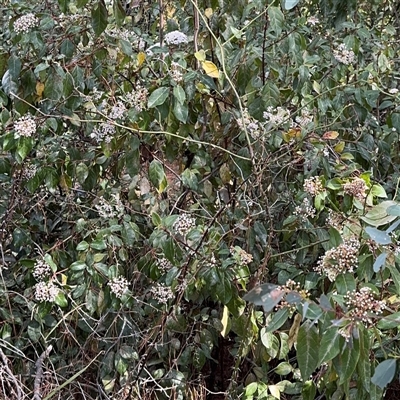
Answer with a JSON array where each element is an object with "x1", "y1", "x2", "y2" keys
[
  {"x1": 148, "y1": 87, "x2": 170, "y2": 108},
  {"x1": 91, "y1": 1, "x2": 108, "y2": 36},
  {"x1": 297, "y1": 321, "x2": 319, "y2": 381}
]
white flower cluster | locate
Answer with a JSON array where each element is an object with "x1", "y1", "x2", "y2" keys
[
  {"x1": 170, "y1": 62, "x2": 184, "y2": 83},
  {"x1": 230, "y1": 246, "x2": 253, "y2": 265},
  {"x1": 315, "y1": 237, "x2": 359, "y2": 281},
  {"x1": 108, "y1": 276, "x2": 129, "y2": 298},
  {"x1": 345, "y1": 287, "x2": 385, "y2": 327},
  {"x1": 263, "y1": 106, "x2": 292, "y2": 127},
  {"x1": 14, "y1": 115, "x2": 36, "y2": 138},
  {"x1": 94, "y1": 193, "x2": 125, "y2": 219},
  {"x1": 307, "y1": 16, "x2": 319, "y2": 26},
  {"x1": 173, "y1": 214, "x2": 196, "y2": 237},
  {"x1": 108, "y1": 101, "x2": 127, "y2": 120},
  {"x1": 343, "y1": 178, "x2": 368, "y2": 201},
  {"x1": 157, "y1": 257, "x2": 173, "y2": 273},
  {"x1": 204, "y1": 253, "x2": 217, "y2": 269},
  {"x1": 22, "y1": 163, "x2": 37, "y2": 180},
  {"x1": 275, "y1": 279, "x2": 309, "y2": 314},
  {"x1": 326, "y1": 210, "x2": 345, "y2": 232},
  {"x1": 303, "y1": 176, "x2": 324, "y2": 196},
  {"x1": 295, "y1": 109, "x2": 313, "y2": 127},
  {"x1": 90, "y1": 122, "x2": 116, "y2": 143},
  {"x1": 14, "y1": 13, "x2": 39, "y2": 34},
  {"x1": 237, "y1": 109, "x2": 263, "y2": 140},
  {"x1": 333, "y1": 44, "x2": 356, "y2": 65},
  {"x1": 33, "y1": 259, "x2": 52, "y2": 281},
  {"x1": 34, "y1": 281, "x2": 59, "y2": 302},
  {"x1": 164, "y1": 30, "x2": 188, "y2": 46},
  {"x1": 150, "y1": 283, "x2": 174, "y2": 303},
  {"x1": 125, "y1": 87, "x2": 149, "y2": 113},
  {"x1": 293, "y1": 198, "x2": 316, "y2": 221}
]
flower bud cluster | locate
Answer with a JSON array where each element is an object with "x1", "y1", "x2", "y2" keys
[
  {"x1": 170, "y1": 62, "x2": 184, "y2": 83},
  {"x1": 263, "y1": 106, "x2": 292, "y2": 127},
  {"x1": 90, "y1": 122, "x2": 116, "y2": 143},
  {"x1": 303, "y1": 176, "x2": 324, "y2": 196},
  {"x1": 293, "y1": 198, "x2": 316, "y2": 221},
  {"x1": 33, "y1": 259, "x2": 52, "y2": 281},
  {"x1": 125, "y1": 87, "x2": 149, "y2": 113},
  {"x1": 164, "y1": 31, "x2": 189, "y2": 46},
  {"x1": 173, "y1": 214, "x2": 196, "y2": 237},
  {"x1": 94, "y1": 193, "x2": 125, "y2": 219},
  {"x1": 343, "y1": 178, "x2": 368, "y2": 201},
  {"x1": 157, "y1": 257, "x2": 173, "y2": 273},
  {"x1": 326, "y1": 210, "x2": 345, "y2": 232},
  {"x1": 34, "y1": 281, "x2": 59, "y2": 302},
  {"x1": 333, "y1": 44, "x2": 356, "y2": 65},
  {"x1": 108, "y1": 276, "x2": 129, "y2": 298},
  {"x1": 14, "y1": 115, "x2": 37, "y2": 138},
  {"x1": 236, "y1": 109, "x2": 263, "y2": 140},
  {"x1": 108, "y1": 101, "x2": 127, "y2": 120},
  {"x1": 14, "y1": 13, "x2": 39, "y2": 34},
  {"x1": 345, "y1": 287, "x2": 385, "y2": 326},
  {"x1": 150, "y1": 283, "x2": 174, "y2": 303},
  {"x1": 315, "y1": 237, "x2": 359, "y2": 281}
]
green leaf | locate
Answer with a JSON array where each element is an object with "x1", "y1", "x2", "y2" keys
[
  {"x1": 173, "y1": 101, "x2": 188, "y2": 123},
  {"x1": 373, "y1": 252, "x2": 387, "y2": 273},
  {"x1": 371, "y1": 359, "x2": 396, "y2": 389},
  {"x1": 365, "y1": 227, "x2": 392, "y2": 245},
  {"x1": 266, "y1": 308, "x2": 289, "y2": 333},
  {"x1": 337, "y1": 344, "x2": 360, "y2": 384},
  {"x1": 54, "y1": 292, "x2": 68, "y2": 308},
  {"x1": 149, "y1": 160, "x2": 168, "y2": 193},
  {"x1": 8, "y1": 55, "x2": 21, "y2": 80},
  {"x1": 173, "y1": 86, "x2": 186, "y2": 105},
  {"x1": 76, "y1": 241, "x2": 89, "y2": 251},
  {"x1": 58, "y1": 0, "x2": 69, "y2": 12},
  {"x1": 76, "y1": 162, "x2": 89, "y2": 184},
  {"x1": 148, "y1": 87, "x2": 170, "y2": 108},
  {"x1": 335, "y1": 273, "x2": 356, "y2": 295},
  {"x1": 301, "y1": 380, "x2": 316, "y2": 400},
  {"x1": 360, "y1": 201, "x2": 398, "y2": 227},
  {"x1": 275, "y1": 362, "x2": 293, "y2": 375},
  {"x1": 357, "y1": 327, "x2": 371, "y2": 392},
  {"x1": 181, "y1": 168, "x2": 198, "y2": 189},
  {"x1": 377, "y1": 311, "x2": 400, "y2": 329},
  {"x1": 113, "y1": 0, "x2": 126, "y2": 26},
  {"x1": 60, "y1": 39, "x2": 75, "y2": 59},
  {"x1": 297, "y1": 321, "x2": 319, "y2": 381},
  {"x1": 44, "y1": 254, "x2": 57, "y2": 272},
  {"x1": 244, "y1": 283, "x2": 285, "y2": 312},
  {"x1": 91, "y1": 1, "x2": 108, "y2": 37},
  {"x1": 283, "y1": 0, "x2": 300, "y2": 10},
  {"x1": 318, "y1": 326, "x2": 341, "y2": 364},
  {"x1": 90, "y1": 239, "x2": 107, "y2": 250},
  {"x1": 268, "y1": 6, "x2": 284, "y2": 37},
  {"x1": 260, "y1": 328, "x2": 280, "y2": 358}
]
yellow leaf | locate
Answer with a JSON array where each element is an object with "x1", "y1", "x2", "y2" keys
[
  {"x1": 269, "y1": 385, "x2": 281, "y2": 399},
  {"x1": 322, "y1": 130, "x2": 339, "y2": 140},
  {"x1": 137, "y1": 52, "x2": 146, "y2": 66},
  {"x1": 36, "y1": 81, "x2": 44, "y2": 97},
  {"x1": 194, "y1": 50, "x2": 206, "y2": 62},
  {"x1": 334, "y1": 141, "x2": 345, "y2": 153},
  {"x1": 205, "y1": 7, "x2": 213, "y2": 18},
  {"x1": 221, "y1": 305, "x2": 230, "y2": 337},
  {"x1": 202, "y1": 60, "x2": 220, "y2": 78},
  {"x1": 288, "y1": 313, "x2": 302, "y2": 349}
]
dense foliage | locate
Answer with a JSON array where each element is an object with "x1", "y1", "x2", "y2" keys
[{"x1": 1, "y1": 0, "x2": 400, "y2": 398}]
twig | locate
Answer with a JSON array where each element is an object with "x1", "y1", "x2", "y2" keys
[
  {"x1": 33, "y1": 345, "x2": 53, "y2": 400},
  {"x1": 0, "y1": 348, "x2": 23, "y2": 400}
]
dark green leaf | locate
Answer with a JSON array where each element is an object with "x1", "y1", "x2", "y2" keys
[
  {"x1": 8, "y1": 55, "x2": 21, "y2": 80},
  {"x1": 371, "y1": 359, "x2": 396, "y2": 389},
  {"x1": 244, "y1": 283, "x2": 284, "y2": 312},
  {"x1": 173, "y1": 101, "x2": 188, "y2": 123},
  {"x1": 91, "y1": 1, "x2": 108, "y2": 37},
  {"x1": 148, "y1": 87, "x2": 170, "y2": 108},
  {"x1": 318, "y1": 326, "x2": 341, "y2": 364},
  {"x1": 149, "y1": 160, "x2": 168, "y2": 193},
  {"x1": 113, "y1": 0, "x2": 126, "y2": 26},
  {"x1": 335, "y1": 273, "x2": 356, "y2": 295},
  {"x1": 297, "y1": 321, "x2": 319, "y2": 381}
]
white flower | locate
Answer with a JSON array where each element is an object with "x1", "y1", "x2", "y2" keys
[
  {"x1": 14, "y1": 115, "x2": 36, "y2": 138},
  {"x1": 164, "y1": 30, "x2": 188, "y2": 46},
  {"x1": 389, "y1": 88, "x2": 399, "y2": 94},
  {"x1": 263, "y1": 106, "x2": 292, "y2": 127},
  {"x1": 34, "y1": 281, "x2": 59, "y2": 302},
  {"x1": 90, "y1": 122, "x2": 115, "y2": 143},
  {"x1": 14, "y1": 13, "x2": 39, "y2": 34},
  {"x1": 33, "y1": 259, "x2": 52, "y2": 281},
  {"x1": 108, "y1": 101, "x2": 127, "y2": 120},
  {"x1": 173, "y1": 214, "x2": 196, "y2": 237},
  {"x1": 150, "y1": 283, "x2": 174, "y2": 303},
  {"x1": 108, "y1": 276, "x2": 129, "y2": 298},
  {"x1": 307, "y1": 17, "x2": 319, "y2": 26},
  {"x1": 125, "y1": 87, "x2": 148, "y2": 112},
  {"x1": 333, "y1": 44, "x2": 356, "y2": 65}
]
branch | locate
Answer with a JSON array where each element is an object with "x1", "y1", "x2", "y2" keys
[
  {"x1": 0, "y1": 348, "x2": 23, "y2": 400},
  {"x1": 33, "y1": 345, "x2": 53, "y2": 400}
]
